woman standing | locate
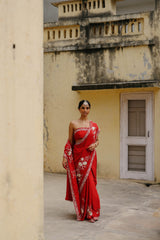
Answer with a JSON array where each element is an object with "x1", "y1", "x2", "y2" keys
[{"x1": 62, "y1": 100, "x2": 100, "y2": 222}]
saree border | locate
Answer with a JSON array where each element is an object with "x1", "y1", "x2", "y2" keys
[
  {"x1": 79, "y1": 150, "x2": 96, "y2": 193},
  {"x1": 74, "y1": 128, "x2": 91, "y2": 146},
  {"x1": 64, "y1": 147, "x2": 81, "y2": 220}
]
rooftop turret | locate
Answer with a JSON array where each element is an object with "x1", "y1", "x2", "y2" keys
[{"x1": 52, "y1": 0, "x2": 124, "y2": 20}]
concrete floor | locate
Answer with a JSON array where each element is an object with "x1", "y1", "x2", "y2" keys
[{"x1": 44, "y1": 172, "x2": 160, "y2": 240}]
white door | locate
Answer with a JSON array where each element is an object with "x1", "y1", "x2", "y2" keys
[{"x1": 120, "y1": 93, "x2": 154, "y2": 181}]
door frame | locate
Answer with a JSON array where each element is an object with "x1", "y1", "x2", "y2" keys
[{"x1": 120, "y1": 92, "x2": 154, "y2": 181}]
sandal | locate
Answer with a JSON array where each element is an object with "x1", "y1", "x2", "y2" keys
[{"x1": 89, "y1": 218, "x2": 95, "y2": 223}]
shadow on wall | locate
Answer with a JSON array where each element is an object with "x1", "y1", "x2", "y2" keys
[{"x1": 43, "y1": 0, "x2": 155, "y2": 23}]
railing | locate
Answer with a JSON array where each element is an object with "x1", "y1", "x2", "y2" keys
[
  {"x1": 45, "y1": 26, "x2": 80, "y2": 42},
  {"x1": 61, "y1": 0, "x2": 106, "y2": 14},
  {"x1": 90, "y1": 18, "x2": 144, "y2": 38},
  {"x1": 57, "y1": 0, "x2": 111, "y2": 18},
  {"x1": 44, "y1": 12, "x2": 153, "y2": 49}
]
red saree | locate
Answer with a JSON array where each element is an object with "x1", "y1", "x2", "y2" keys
[{"x1": 64, "y1": 121, "x2": 100, "y2": 221}]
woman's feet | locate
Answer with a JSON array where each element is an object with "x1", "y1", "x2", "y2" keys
[
  {"x1": 88, "y1": 217, "x2": 98, "y2": 223},
  {"x1": 89, "y1": 218, "x2": 95, "y2": 223}
]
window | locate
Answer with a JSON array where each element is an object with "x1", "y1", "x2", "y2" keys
[
  {"x1": 64, "y1": 30, "x2": 66, "y2": 38},
  {"x1": 75, "y1": 4, "x2": 77, "y2": 11},
  {"x1": 118, "y1": 24, "x2": 122, "y2": 34},
  {"x1": 138, "y1": 22, "x2": 141, "y2": 32},
  {"x1": 111, "y1": 24, "x2": 114, "y2": 34},
  {"x1": 58, "y1": 30, "x2": 61, "y2": 39},
  {"x1": 84, "y1": 2, "x2": 87, "y2": 9},
  {"x1": 99, "y1": 26, "x2": 102, "y2": 35},
  {"x1": 48, "y1": 31, "x2": 50, "y2": 40},
  {"x1": 63, "y1": 5, "x2": 66, "y2": 13},
  {"x1": 97, "y1": 0, "x2": 100, "y2": 8},
  {"x1": 53, "y1": 31, "x2": 55, "y2": 39},
  {"x1": 93, "y1": 1, "x2": 96, "y2": 9},
  {"x1": 75, "y1": 29, "x2": 78, "y2": 37},
  {"x1": 131, "y1": 23, "x2": 134, "y2": 32},
  {"x1": 70, "y1": 29, "x2": 72, "y2": 38},
  {"x1": 89, "y1": 2, "x2": 91, "y2": 9},
  {"x1": 102, "y1": 0, "x2": 105, "y2": 8},
  {"x1": 67, "y1": 4, "x2": 69, "y2": 12},
  {"x1": 125, "y1": 24, "x2": 128, "y2": 33},
  {"x1": 79, "y1": 3, "x2": 82, "y2": 10},
  {"x1": 71, "y1": 4, "x2": 73, "y2": 11},
  {"x1": 105, "y1": 24, "x2": 109, "y2": 35},
  {"x1": 93, "y1": 26, "x2": 96, "y2": 35}
]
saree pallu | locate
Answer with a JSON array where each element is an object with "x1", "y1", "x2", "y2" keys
[{"x1": 64, "y1": 121, "x2": 100, "y2": 221}]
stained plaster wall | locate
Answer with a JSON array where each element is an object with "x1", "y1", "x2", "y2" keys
[
  {"x1": 44, "y1": 3, "x2": 160, "y2": 181},
  {"x1": 44, "y1": 51, "x2": 160, "y2": 181},
  {"x1": 74, "y1": 46, "x2": 153, "y2": 84}
]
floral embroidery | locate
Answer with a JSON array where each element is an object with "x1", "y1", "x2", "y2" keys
[
  {"x1": 68, "y1": 150, "x2": 72, "y2": 156},
  {"x1": 87, "y1": 207, "x2": 93, "y2": 217},
  {"x1": 76, "y1": 155, "x2": 91, "y2": 182}
]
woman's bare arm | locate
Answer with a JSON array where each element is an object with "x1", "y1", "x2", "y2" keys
[
  {"x1": 68, "y1": 121, "x2": 74, "y2": 145},
  {"x1": 62, "y1": 122, "x2": 74, "y2": 169}
]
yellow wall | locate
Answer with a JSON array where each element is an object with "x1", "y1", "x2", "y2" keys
[
  {"x1": 44, "y1": 51, "x2": 160, "y2": 182},
  {"x1": 0, "y1": 0, "x2": 44, "y2": 239},
  {"x1": 78, "y1": 90, "x2": 120, "y2": 178},
  {"x1": 44, "y1": 52, "x2": 80, "y2": 172}
]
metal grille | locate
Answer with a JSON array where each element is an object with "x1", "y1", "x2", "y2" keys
[
  {"x1": 128, "y1": 145, "x2": 146, "y2": 172},
  {"x1": 128, "y1": 100, "x2": 146, "y2": 136}
]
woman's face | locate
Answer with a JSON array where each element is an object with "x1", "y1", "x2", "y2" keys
[{"x1": 79, "y1": 103, "x2": 90, "y2": 117}]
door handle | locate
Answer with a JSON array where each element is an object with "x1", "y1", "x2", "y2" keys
[{"x1": 147, "y1": 131, "x2": 150, "y2": 137}]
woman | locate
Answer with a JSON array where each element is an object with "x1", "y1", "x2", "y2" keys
[{"x1": 62, "y1": 100, "x2": 100, "y2": 222}]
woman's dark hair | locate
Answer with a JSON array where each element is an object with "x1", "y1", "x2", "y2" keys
[{"x1": 78, "y1": 100, "x2": 91, "y2": 109}]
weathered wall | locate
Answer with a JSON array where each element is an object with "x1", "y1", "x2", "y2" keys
[
  {"x1": 0, "y1": 0, "x2": 44, "y2": 239},
  {"x1": 44, "y1": 44, "x2": 154, "y2": 84},
  {"x1": 44, "y1": 50, "x2": 160, "y2": 181},
  {"x1": 44, "y1": 11, "x2": 158, "y2": 83},
  {"x1": 44, "y1": 4, "x2": 160, "y2": 181},
  {"x1": 74, "y1": 46, "x2": 153, "y2": 83}
]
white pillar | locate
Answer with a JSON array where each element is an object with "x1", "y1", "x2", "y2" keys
[{"x1": 0, "y1": 0, "x2": 44, "y2": 239}]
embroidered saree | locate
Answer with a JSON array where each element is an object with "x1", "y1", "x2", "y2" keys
[{"x1": 64, "y1": 121, "x2": 100, "y2": 221}]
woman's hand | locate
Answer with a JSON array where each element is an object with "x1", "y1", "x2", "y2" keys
[
  {"x1": 62, "y1": 157, "x2": 67, "y2": 169},
  {"x1": 88, "y1": 140, "x2": 99, "y2": 151},
  {"x1": 88, "y1": 143, "x2": 96, "y2": 151}
]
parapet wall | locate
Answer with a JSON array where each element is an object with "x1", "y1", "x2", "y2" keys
[
  {"x1": 52, "y1": 0, "x2": 123, "y2": 19},
  {"x1": 44, "y1": 11, "x2": 160, "y2": 85}
]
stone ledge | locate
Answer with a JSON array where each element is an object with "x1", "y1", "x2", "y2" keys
[
  {"x1": 44, "y1": 39, "x2": 155, "y2": 52},
  {"x1": 44, "y1": 11, "x2": 153, "y2": 28},
  {"x1": 72, "y1": 80, "x2": 160, "y2": 90}
]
